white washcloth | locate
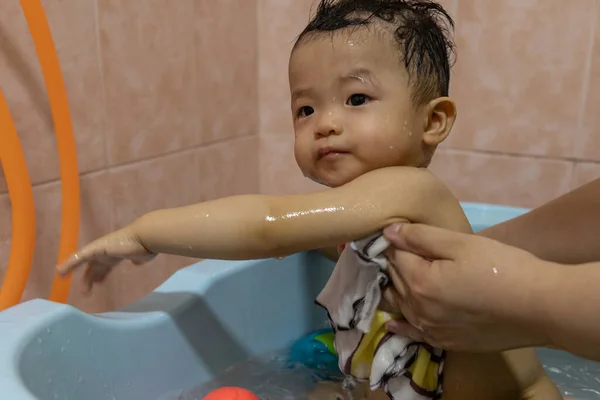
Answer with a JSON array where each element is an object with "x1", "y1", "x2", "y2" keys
[{"x1": 315, "y1": 232, "x2": 444, "y2": 399}]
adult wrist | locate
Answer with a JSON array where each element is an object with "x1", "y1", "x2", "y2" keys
[
  {"x1": 536, "y1": 262, "x2": 600, "y2": 359},
  {"x1": 482, "y1": 253, "x2": 557, "y2": 348},
  {"x1": 515, "y1": 258, "x2": 563, "y2": 348}
]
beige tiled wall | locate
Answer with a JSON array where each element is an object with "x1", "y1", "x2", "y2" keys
[
  {"x1": 258, "y1": 0, "x2": 323, "y2": 195},
  {"x1": 0, "y1": 0, "x2": 259, "y2": 312},
  {"x1": 1, "y1": 0, "x2": 599, "y2": 312}
]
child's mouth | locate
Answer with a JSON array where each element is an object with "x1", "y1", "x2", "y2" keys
[{"x1": 318, "y1": 148, "x2": 348, "y2": 160}]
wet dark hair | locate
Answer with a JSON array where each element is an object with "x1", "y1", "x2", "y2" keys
[{"x1": 294, "y1": 0, "x2": 456, "y2": 105}]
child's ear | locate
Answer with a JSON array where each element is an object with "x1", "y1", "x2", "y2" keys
[{"x1": 422, "y1": 97, "x2": 457, "y2": 146}]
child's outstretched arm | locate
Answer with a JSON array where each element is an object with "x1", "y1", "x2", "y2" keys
[{"x1": 57, "y1": 167, "x2": 468, "y2": 289}]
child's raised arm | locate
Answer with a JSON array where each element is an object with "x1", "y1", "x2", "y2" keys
[
  {"x1": 138, "y1": 166, "x2": 468, "y2": 259},
  {"x1": 57, "y1": 166, "x2": 469, "y2": 290}
]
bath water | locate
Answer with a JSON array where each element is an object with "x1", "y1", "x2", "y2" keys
[
  {"x1": 171, "y1": 346, "x2": 348, "y2": 400},
  {"x1": 168, "y1": 345, "x2": 600, "y2": 399},
  {"x1": 541, "y1": 351, "x2": 600, "y2": 399}
]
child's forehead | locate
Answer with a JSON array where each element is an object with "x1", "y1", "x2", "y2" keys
[
  {"x1": 288, "y1": 28, "x2": 402, "y2": 82},
  {"x1": 294, "y1": 24, "x2": 396, "y2": 56}
]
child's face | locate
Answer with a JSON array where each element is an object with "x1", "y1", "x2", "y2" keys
[{"x1": 289, "y1": 28, "x2": 430, "y2": 188}]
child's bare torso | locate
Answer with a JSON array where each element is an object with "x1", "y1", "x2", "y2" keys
[{"x1": 309, "y1": 350, "x2": 563, "y2": 399}]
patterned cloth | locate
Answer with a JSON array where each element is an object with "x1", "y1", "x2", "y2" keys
[{"x1": 316, "y1": 232, "x2": 444, "y2": 399}]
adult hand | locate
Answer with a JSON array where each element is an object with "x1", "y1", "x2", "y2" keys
[{"x1": 380, "y1": 223, "x2": 557, "y2": 352}]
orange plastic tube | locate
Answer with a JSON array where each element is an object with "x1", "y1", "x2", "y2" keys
[
  {"x1": 0, "y1": 89, "x2": 36, "y2": 311},
  {"x1": 20, "y1": 0, "x2": 80, "y2": 304}
]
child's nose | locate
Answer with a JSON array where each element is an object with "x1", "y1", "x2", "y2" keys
[{"x1": 315, "y1": 111, "x2": 342, "y2": 138}]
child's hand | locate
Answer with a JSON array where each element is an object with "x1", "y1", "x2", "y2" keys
[{"x1": 56, "y1": 226, "x2": 156, "y2": 293}]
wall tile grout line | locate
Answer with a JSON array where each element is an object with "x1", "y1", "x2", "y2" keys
[
  {"x1": 573, "y1": 2, "x2": 597, "y2": 161},
  {"x1": 3, "y1": 141, "x2": 599, "y2": 196},
  {"x1": 256, "y1": 0, "x2": 263, "y2": 139},
  {"x1": 442, "y1": 146, "x2": 600, "y2": 164},
  {"x1": 92, "y1": 0, "x2": 110, "y2": 171},
  {"x1": 0, "y1": 133, "x2": 259, "y2": 194}
]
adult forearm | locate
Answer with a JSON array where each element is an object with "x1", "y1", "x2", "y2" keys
[
  {"x1": 478, "y1": 178, "x2": 600, "y2": 264},
  {"x1": 494, "y1": 258, "x2": 600, "y2": 361},
  {"x1": 539, "y1": 261, "x2": 600, "y2": 361}
]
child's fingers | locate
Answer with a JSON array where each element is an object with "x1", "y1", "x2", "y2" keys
[
  {"x1": 82, "y1": 262, "x2": 112, "y2": 294},
  {"x1": 82, "y1": 263, "x2": 95, "y2": 294},
  {"x1": 130, "y1": 253, "x2": 157, "y2": 265},
  {"x1": 57, "y1": 243, "x2": 112, "y2": 276},
  {"x1": 57, "y1": 252, "x2": 88, "y2": 276}
]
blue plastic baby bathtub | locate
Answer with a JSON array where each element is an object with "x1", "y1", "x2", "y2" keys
[{"x1": 0, "y1": 202, "x2": 596, "y2": 399}]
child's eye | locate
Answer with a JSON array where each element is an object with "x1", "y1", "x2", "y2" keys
[
  {"x1": 346, "y1": 94, "x2": 369, "y2": 106},
  {"x1": 297, "y1": 106, "x2": 314, "y2": 118}
]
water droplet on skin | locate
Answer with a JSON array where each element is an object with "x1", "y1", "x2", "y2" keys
[
  {"x1": 60, "y1": 347, "x2": 65, "y2": 353},
  {"x1": 46, "y1": 328, "x2": 51, "y2": 335},
  {"x1": 408, "y1": 131, "x2": 413, "y2": 136},
  {"x1": 493, "y1": 267, "x2": 499, "y2": 275},
  {"x1": 266, "y1": 205, "x2": 345, "y2": 223}
]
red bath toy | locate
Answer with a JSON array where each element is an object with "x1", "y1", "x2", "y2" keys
[{"x1": 202, "y1": 387, "x2": 259, "y2": 400}]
